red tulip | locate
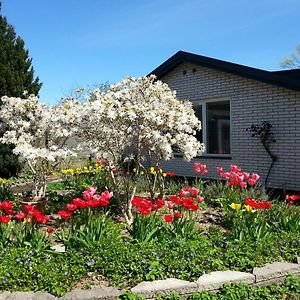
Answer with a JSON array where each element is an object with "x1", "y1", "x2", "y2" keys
[
  {"x1": 66, "y1": 203, "x2": 78, "y2": 211},
  {"x1": 197, "y1": 196, "x2": 204, "y2": 203},
  {"x1": 15, "y1": 211, "x2": 25, "y2": 221},
  {"x1": 194, "y1": 162, "x2": 208, "y2": 175},
  {"x1": 166, "y1": 171, "x2": 176, "y2": 177},
  {"x1": 72, "y1": 198, "x2": 87, "y2": 209},
  {"x1": 0, "y1": 201, "x2": 13, "y2": 212},
  {"x1": 0, "y1": 215, "x2": 10, "y2": 224},
  {"x1": 58, "y1": 210, "x2": 72, "y2": 220},
  {"x1": 164, "y1": 214, "x2": 173, "y2": 223},
  {"x1": 174, "y1": 211, "x2": 182, "y2": 218},
  {"x1": 156, "y1": 199, "x2": 165, "y2": 208},
  {"x1": 190, "y1": 187, "x2": 200, "y2": 197}
]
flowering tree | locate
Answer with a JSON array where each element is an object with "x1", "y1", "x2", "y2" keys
[
  {"x1": 77, "y1": 75, "x2": 204, "y2": 224},
  {"x1": 0, "y1": 95, "x2": 80, "y2": 197},
  {"x1": 0, "y1": 76, "x2": 204, "y2": 224}
]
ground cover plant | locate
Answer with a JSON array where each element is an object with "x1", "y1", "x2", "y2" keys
[{"x1": 0, "y1": 77, "x2": 299, "y2": 297}]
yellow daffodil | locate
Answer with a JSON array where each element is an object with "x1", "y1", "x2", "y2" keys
[
  {"x1": 162, "y1": 173, "x2": 167, "y2": 177},
  {"x1": 229, "y1": 203, "x2": 241, "y2": 210},
  {"x1": 150, "y1": 167, "x2": 155, "y2": 174},
  {"x1": 0, "y1": 178, "x2": 8, "y2": 184},
  {"x1": 244, "y1": 205, "x2": 253, "y2": 212}
]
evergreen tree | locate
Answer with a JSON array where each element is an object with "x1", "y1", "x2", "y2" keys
[{"x1": 0, "y1": 16, "x2": 42, "y2": 177}]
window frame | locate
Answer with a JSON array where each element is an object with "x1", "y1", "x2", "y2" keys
[{"x1": 192, "y1": 97, "x2": 231, "y2": 158}]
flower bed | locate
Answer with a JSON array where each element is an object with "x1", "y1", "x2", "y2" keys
[{"x1": 0, "y1": 163, "x2": 299, "y2": 297}]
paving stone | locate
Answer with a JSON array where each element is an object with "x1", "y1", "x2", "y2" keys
[
  {"x1": 62, "y1": 287, "x2": 122, "y2": 300},
  {"x1": 253, "y1": 262, "x2": 300, "y2": 283},
  {"x1": 131, "y1": 278, "x2": 198, "y2": 297},
  {"x1": 1, "y1": 291, "x2": 56, "y2": 299},
  {"x1": 0, "y1": 292, "x2": 11, "y2": 300},
  {"x1": 196, "y1": 270, "x2": 255, "y2": 291},
  {"x1": 50, "y1": 244, "x2": 66, "y2": 253}
]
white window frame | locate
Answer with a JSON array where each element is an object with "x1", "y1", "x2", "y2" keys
[{"x1": 192, "y1": 97, "x2": 231, "y2": 157}]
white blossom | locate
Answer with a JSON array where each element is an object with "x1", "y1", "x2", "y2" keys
[{"x1": 0, "y1": 95, "x2": 80, "y2": 196}]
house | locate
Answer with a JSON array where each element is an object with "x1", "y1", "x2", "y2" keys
[{"x1": 149, "y1": 51, "x2": 300, "y2": 191}]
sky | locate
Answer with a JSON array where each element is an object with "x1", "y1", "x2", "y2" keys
[{"x1": 2, "y1": 0, "x2": 300, "y2": 105}]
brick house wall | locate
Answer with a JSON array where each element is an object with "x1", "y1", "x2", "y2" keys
[{"x1": 158, "y1": 62, "x2": 300, "y2": 191}]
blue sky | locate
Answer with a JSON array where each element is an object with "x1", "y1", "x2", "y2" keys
[{"x1": 3, "y1": 0, "x2": 300, "y2": 105}]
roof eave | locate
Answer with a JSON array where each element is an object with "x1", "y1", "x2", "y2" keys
[{"x1": 149, "y1": 51, "x2": 300, "y2": 92}]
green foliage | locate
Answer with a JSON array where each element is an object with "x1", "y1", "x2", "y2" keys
[
  {"x1": 163, "y1": 212, "x2": 203, "y2": 241},
  {"x1": 227, "y1": 210, "x2": 272, "y2": 241},
  {"x1": 0, "y1": 222, "x2": 51, "y2": 251},
  {"x1": 0, "y1": 179, "x2": 14, "y2": 201},
  {"x1": 44, "y1": 189, "x2": 73, "y2": 215},
  {"x1": 269, "y1": 203, "x2": 300, "y2": 233},
  {"x1": 59, "y1": 166, "x2": 112, "y2": 198},
  {"x1": 0, "y1": 224, "x2": 299, "y2": 296},
  {"x1": 1, "y1": 173, "x2": 300, "y2": 296},
  {"x1": 59, "y1": 213, "x2": 121, "y2": 249},
  {"x1": 0, "y1": 16, "x2": 41, "y2": 98},
  {"x1": 225, "y1": 202, "x2": 300, "y2": 242},
  {"x1": 164, "y1": 178, "x2": 190, "y2": 196},
  {"x1": 186, "y1": 275, "x2": 300, "y2": 300},
  {"x1": 84, "y1": 229, "x2": 299, "y2": 287},
  {"x1": 0, "y1": 144, "x2": 21, "y2": 178},
  {"x1": 202, "y1": 180, "x2": 268, "y2": 209},
  {"x1": 0, "y1": 16, "x2": 42, "y2": 178},
  {"x1": 130, "y1": 214, "x2": 163, "y2": 243},
  {"x1": 119, "y1": 291, "x2": 145, "y2": 300},
  {"x1": 0, "y1": 247, "x2": 86, "y2": 297}
]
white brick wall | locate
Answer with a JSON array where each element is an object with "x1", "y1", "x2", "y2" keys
[{"x1": 159, "y1": 63, "x2": 300, "y2": 191}]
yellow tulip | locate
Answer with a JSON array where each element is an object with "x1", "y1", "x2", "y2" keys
[
  {"x1": 244, "y1": 205, "x2": 253, "y2": 212},
  {"x1": 229, "y1": 203, "x2": 241, "y2": 210}
]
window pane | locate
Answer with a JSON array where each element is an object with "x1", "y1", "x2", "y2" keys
[
  {"x1": 194, "y1": 104, "x2": 203, "y2": 143},
  {"x1": 206, "y1": 101, "x2": 230, "y2": 154}
]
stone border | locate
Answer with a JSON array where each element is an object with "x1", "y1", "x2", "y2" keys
[{"x1": 0, "y1": 259, "x2": 299, "y2": 300}]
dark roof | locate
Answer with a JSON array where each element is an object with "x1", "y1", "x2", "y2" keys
[
  {"x1": 272, "y1": 69, "x2": 300, "y2": 80},
  {"x1": 149, "y1": 51, "x2": 300, "y2": 92}
]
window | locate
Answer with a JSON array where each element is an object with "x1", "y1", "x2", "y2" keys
[
  {"x1": 194, "y1": 99, "x2": 230, "y2": 155},
  {"x1": 193, "y1": 103, "x2": 203, "y2": 143}
]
